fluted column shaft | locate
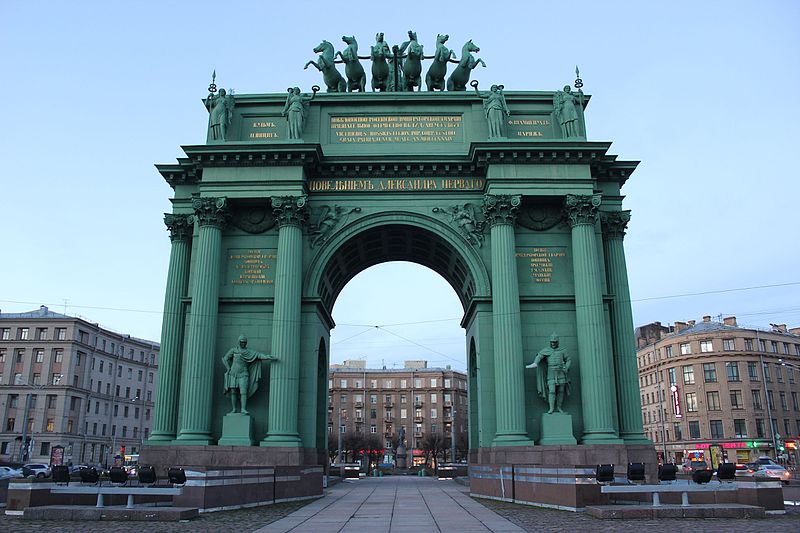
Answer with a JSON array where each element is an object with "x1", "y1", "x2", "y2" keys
[
  {"x1": 602, "y1": 211, "x2": 649, "y2": 443},
  {"x1": 176, "y1": 197, "x2": 228, "y2": 444},
  {"x1": 483, "y1": 195, "x2": 532, "y2": 446},
  {"x1": 263, "y1": 196, "x2": 307, "y2": 446},
  {"x1": 565, "y1": 194, "x2": 621, "y2": 443},
  {"x1": 149, "y1": 214, "x2": 192, "y2": 443}
]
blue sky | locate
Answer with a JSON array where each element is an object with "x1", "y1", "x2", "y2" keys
[{"x1": 1, "y1": 1, "x2": 798, "y2": 371}]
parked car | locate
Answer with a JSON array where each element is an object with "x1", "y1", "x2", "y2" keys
[
  {"x1": 21, "y1": 463, "x2": 51, "y2": 478},
  {"x1": 750, "y1": 464, "x2": 792, "y2": 484},
  {"x1": 0, "y1": 466, "x2": 23, "y2": 479},
  {"x1": 682, "y1": 460, "x2": 708, "y2": 473}
]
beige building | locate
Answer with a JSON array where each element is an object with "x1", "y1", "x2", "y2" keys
[
  {"x1": 328, "y1": 360, "x2": 468, "y2": 465},
  {"x1": 636, "y1": 315, "x2": 800, "y2": 466},
  {"x1": 0, "y1": 306, "x2": 159, "y2": 466}
]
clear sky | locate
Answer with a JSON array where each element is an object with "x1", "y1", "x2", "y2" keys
[{"x1": 1, "y1": 1, "x2": 798, "y2": 372}]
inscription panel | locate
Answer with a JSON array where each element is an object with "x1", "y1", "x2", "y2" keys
[
  {"x1": 506, "y1": 115, "x2": 555, "y2": 139},
  {"x1": 308, "y1": 177, "x2": 484, "y2": 193},
  {"x1": 516, "y1": 247, "x2": 568, "y2": 285},
  {"x1": 330, "y1": 114, "x2": 463, "y2": 143},
  {"x1": 226, "y1": 248, "x2": 277, "y2": 286},
  {"x1": 241, "y1": 115, "x2": 283, "y2": 141}
]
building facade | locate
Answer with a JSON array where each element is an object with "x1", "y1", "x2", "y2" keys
[
  {"x1": 636, "y1": 315, "x2": 800, "y2": 466},
  {"x1": 0, "y1": 306, "x2": 159, "y2": 466},
  {"x1": 328, "y1": 360, "x2": 468, "y2": 466}
]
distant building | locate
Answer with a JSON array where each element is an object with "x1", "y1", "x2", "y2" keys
[
  {"x1": 328, "y1": 360, "x2": 468, "y2": 465},
  {"x1": 0, "y1": 306, "x2": 159, "y2": 466},
  {"x1": 636, "y1": 315, "x2": 800, "y2": 466}
]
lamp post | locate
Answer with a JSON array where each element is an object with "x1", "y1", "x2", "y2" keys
[{"x1": 18, "y1": 374, "x2": 62, "y2": 463}]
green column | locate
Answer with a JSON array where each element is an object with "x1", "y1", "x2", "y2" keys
[
  {"x1": 262, "y1": 195, "x2": 307, "y2": 446},
  {"x1": 483, "y1": 194, "x2": 533, "y2": 446},
  {"x1": 565, "y1": 194, "x2": 621, "y2": 444},
  {"x1": 602, "y1": 211, "x2": 649, "y2": 444},
  {"x1": 148, "y1": 214, "x2": 192, "y2": 443},
  {"x1": 176, "y1": 197, "x2": 228, "y2": 445}
]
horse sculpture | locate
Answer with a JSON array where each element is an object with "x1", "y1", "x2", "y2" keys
[
  {"x1": 447, "y1": 39, "x2": 486, "y2": 91},
  {"x1": 368, "y1": 33, "x2": 391, "y2": 92},
  {"x1": 335, "y1": 36, "x2": 367, "y2": 92},
  {"x1": 304, "y1": 40, "x2": 346, "y2": 93},
  {"x1": 425, "y1": 34, "x2": 455, "y2": 91},
  {"x1": 399, "y1": 30, "x2": 423, "y2": 91}
]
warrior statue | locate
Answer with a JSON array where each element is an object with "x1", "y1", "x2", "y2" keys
[
  {"x1": 222, "y1": 335, "x2": 278, "y2": 415},
  {"x1": 525, "y1": 333, "x2": 572, "y2": 414}
]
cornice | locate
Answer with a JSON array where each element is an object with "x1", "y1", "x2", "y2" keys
[{"x1": 181, "y1": 143, "x2": 324, "y2": 168}]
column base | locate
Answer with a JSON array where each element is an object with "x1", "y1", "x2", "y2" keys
[
  {"x1": 145, "y1": 434, "x2": 176, "y2": 446},
  {"x1": 538, "y1": 412, "x2": 577, "y2": 445},
  {"x1": 491, "y1": 433, "x2": 534, "y2": 447},
  {"x1": 175, "y1": 431, "x2": 215, "y2": 446},
  {"x1": 620, "y1": 432, "x2": 652, "y2": 445},
  {"x1": 218, "y1": 413, "x2": 254, "y2": 446},
  {"x1": 261, "y1": 433, "x2": 302, "y2": 447},
  {"x1": 581, "y1": 431, "x2": 623, "y2": 445}
]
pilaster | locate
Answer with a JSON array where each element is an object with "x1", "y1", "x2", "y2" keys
[
  {"x1": 565, "y1": 194, "x2": 621, "y2": 444},
  {"x1": 263, "y1": 195, "x2": 307, "y2": 446},
  {"x1": 602, "y1": 211, "x2": 649, "y2": 444},
  {"x1": 149, "y1": 214, "x2": 192, "y2": 443},
  {"x1": 483, "y1": 194, "x2": 533, "y2": 446},
  {"x1": 176, "y1": 197, "x2": 229, "y2": 445}
]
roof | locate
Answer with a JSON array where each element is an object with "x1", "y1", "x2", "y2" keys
[
  {"x1": 660, "y1": 320, "x2": 800, "y2": 341},
  {"x1": 0, "y1": 306, "x2": 70, "y2": 320},
  {"x1": 329, "y1": 366, "x2": 466, "y2": 375}
]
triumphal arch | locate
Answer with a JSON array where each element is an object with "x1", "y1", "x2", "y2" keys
[{"x1": 145, "y1": 33, "x2": 654, "y2": 510}]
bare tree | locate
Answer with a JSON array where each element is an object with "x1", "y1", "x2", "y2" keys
[
  {"x1": 421, "y1": 432, "x2": 446, "y2": 473},
  {"x1": 363, "y1": 434, "x2": 384, "y2": 475},
  {"x1": 327, "y1": 432, "x2": 339, "y2": 464},
  {"x1": 455, "y1": 432, "x2": 469, "y2": 462},
  {"x1": 342, "y1": 432, "x2": 364, "y2": 463}
]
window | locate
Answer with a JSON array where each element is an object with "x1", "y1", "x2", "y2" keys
[
  {"x1": 756, "y1": 418, "x2": 765, "y2": 438},
  {"x1": 369, "y1": 425, "x2": 376, "y2": 433},
  {"x1": 46, "y1": 418, "x2": 55, "y2": 432},
  {"x1": 400, "y1": 394, "x2": 406, "y2": 403},
  {"x1": 780, "y1": 392, "x2": 788, "y2": 410},
  {"x1": 400, "y1": 408, "x2": 407, "y2": 419},
  {"x1": 688, "y1": 420, "x2": 701, "y2": 439},
  {"x1": 15, "y1": 349, "x2": 24, "y2": 363},
  {"x1": 789, "y1": 368, "x2": 795, "y2": 384},
  {"x1": 730, "y1": 390, "x2": 743, "y2": 409},
  {"x1": 673, "y1": 423, "x2": 682, "y2": 441},
  {"x1": 682, "y1": 365, "x2": 695, "y2": 385},
  {"x1": 784, "y1": 419, "x2": 791, "y2": 436},
  {"x1": 127, "y1": 368, "x2": 132, "y2": 379},
  {"x1": 685, "y1": 392, "x2": 697, "y2": 412},
  {"x1": 709, "y1": 420, "x2": 724, "y2": 439},
  {"x1": 46, "y1": 395, "x2": 56, "y2": 409},
  {"x1": 40, "y1": 441, "x2": 50, "y2": 455},
  {"x1": 53, "y1": 349, "x2": 63, "y2": 363},
  {"x1": 400, "y1": 379, "x2": 407, "y2": 388},
  {"x1": 748, "y1": 361, "x2": 758, "y2": 381},
  {"x1": 340, "y1": 379, "x2": 347, "y2": 388},
  {"x1": 700, "y1": 340, "x2": 713, "y2": 353},
  {"x1": 668, "y1": 368, "x2": 676, "y2": 386},
  {"x1": 384, "y1": 379, "x2": 393, "y2": 388},
  {"x1": 776, "y1": 365, "x2": 783, "y2": 383},
  {"x1": 680, "y1": 343, "x2": 691, "y2": 355},
  {"x1": 726, "y1": 362, "x2": 740, "y2": 382},
  {"x1": 444, "y1": 378, "x2": 451, "y2": 388},
  {"x1": 76, "y1": 352, "x2": 82, "y2": 366},
  {"x1": 32, "y1": 373, "x2": 41, "y2": 385},
  {"x1": 666, "y1": 345, "x2": 673, "y2": 358},
  {"x1": 706, "y1": 391, "x2": 721, "y2": 410},
  {"x1": 370, "y1": 409, "x2": 376, "y2": 419},
  {"x1": 430, "y1": 378, "x2": 437, "y2": 387},
  {"x1": 19, "y1": 328, "x2": 29, "y2": 340},
  {"x1": 0, "y1": 328, "x2": 9, "y2": 340},
  {"x1": 770, "y1": 341, "x2": 778, "y2": 353},
  {"x1": 414, "y1": 378, "x2": 422, "y2": 388},
  {"x1": 722, "y1": 338, "x2": 735, "y2": 351},
  {"x1": 370, "y1": 394, "x2": 377, "y2": 404},
  {"x1": 793, "y1": 392, "x2": 799, "y2": 411},
  {"x1": 122, "y1": 426, "x2": 128, "y2": 437},
  {"x1": 732, "y1": 419, "x2": 746, "y2": 438},
  {"x1": 758, "y1": 339, "x2": 766, "y2": 352},
  {"x1": 370, "y1": 380, "x2": 377, "y2": 388},
  {"x1": 0, "y1": 349, "x2": 4, "y2": 363},
  {"x1": 767, "y1": 391, "x2": 775, "y2": 410},
  {"x1": 431, "y1": 393, "x2": 437, "y2": 404},
  {"x1": 752, "y1": 389, "x2": 763, "y2": 409},
  {"x1": 431, "y1": 408, "x2": 437, "y2": 419},
  {"x1": 149, "y1": 372, "x2": 154, "y2": 383},
  {"x1": 56, "y1": 328, "x2": 66, "y2": 340},
  {"x1": 99, "y1": 360, "x2": 104, "y2": 372},
  {"x1": 118, "y1": 366, "x2": 123, "y2": 378},
  {"x1": 703, "y1": 363, "x2": 717, "y2": 382},
  {"x1": 340, "y1": 394, "x2": 347, "y2": 403}
]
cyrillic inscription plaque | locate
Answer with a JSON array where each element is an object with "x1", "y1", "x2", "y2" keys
[{"x1": 330, "y1": 114, "x2": 463, "y2": 143}]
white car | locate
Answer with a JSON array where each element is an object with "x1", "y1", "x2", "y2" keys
[
  {"x1": 21, "y1": 463, "x2": 51, "y2": 478},
  {"x1": 0, "y1": 466, "x2": 23, "y2": 479},
  {"x1": 751, "y1": 464, "x2": 792, "y2": 484}
]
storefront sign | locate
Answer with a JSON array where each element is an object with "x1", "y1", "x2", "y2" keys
[{"x1": 671, "y1": 385, "x2": 682, "y2": 418}]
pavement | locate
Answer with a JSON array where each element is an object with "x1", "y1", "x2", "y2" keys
[{"x1": 2, "y1": 476, "x2": 800, "y2": 532}]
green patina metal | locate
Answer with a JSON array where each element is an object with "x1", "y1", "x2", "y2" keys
[{"x1": 150, "y1": 56, "x2": 648, "y2": 460}]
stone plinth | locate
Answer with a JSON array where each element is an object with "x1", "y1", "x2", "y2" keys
[
  {"x1": 538, "y1": 412, "x2": 577, "y2": 445},
  {"x1": 218, "y1": 413, "x2": 254, "y2": 446}
]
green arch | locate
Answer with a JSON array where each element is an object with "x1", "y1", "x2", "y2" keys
[{"x1": 303, "y1": 210, "x2": 491, "y2": 315}]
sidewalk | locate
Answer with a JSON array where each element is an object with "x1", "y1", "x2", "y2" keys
[{"x1": 254, "y1": 476, "x2": 524, "y2": 533}]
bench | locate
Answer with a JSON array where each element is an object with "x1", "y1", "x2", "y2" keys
[
  {"x1": 51, "y1": 485, "x2": 183, "y2": 509},
  {"x1": 601, "y1": 482, "x2": 738, "y2": 507}
]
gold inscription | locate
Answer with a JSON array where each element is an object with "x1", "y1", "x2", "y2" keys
[
  {"x1": 330, "y1": 114, "x2": 462, "y2": 143},
  {"x1": 516, "y1": 248, "x2": 567, "y2": 284},
  {"x1": 308, "y1": 178, "x2": 485, "y2": 192},
  {"x1": 506, "y1": 116, "x2": 553, "y2": 139},
  {"x1": 229, "y1": 249, "x2": 277, "y2": 285}
]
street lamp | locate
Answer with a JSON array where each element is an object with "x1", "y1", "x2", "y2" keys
[{"x1": 17, "y1": 374, "x2": 62, "y2": 462}]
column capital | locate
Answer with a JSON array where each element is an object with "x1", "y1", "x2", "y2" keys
[
  {"x1": 601, "y1": 210, "x2": 631, "y2": 239},
  {"x1": 191, "y1": 197, "x2": 229, "y2": 228},
  {"x1": 271, "y1": 195, "x2": 309, "y2": 228},
  {"x1": 163, "y1": 213, "x2": 193, "y2": 242},
  {"x1": 564, "y1": 194, "x2": 601, "y2": 227},
  {"x1": 482, "y1": 194, "x2": 521, "y2": 227}
]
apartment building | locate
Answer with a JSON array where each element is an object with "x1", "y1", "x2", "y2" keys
[{"x1": 0, "y1": 306, "x2": 159, "y2": 466}]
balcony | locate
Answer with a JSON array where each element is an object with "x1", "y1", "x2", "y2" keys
[
  {"x1": 354, "y1": 401, "x2": 363, "y2": 408},
  {"x1": 384, "y1": 401, "x2": 394, "y2": 408},
  {"x1": 444, "y1": 401, "x2": 452, "y2": 407},
  {"x1": 414, "y1": 401, "x2": 424, "y2": 408},
  {"x1": 414, "y1": 431, "x2": 423, "y2": 438},
  {"x1": 384, "y1": 415, "x2": 394, "y2": 422},
  {"x1": 414, "y1": 416, "x2": 424, "y2": 423},
  {"x1": 354, "y1": 417, "x2": 363, "y2": 423},
  {"x1": 384, "y1": 431, "x2": 393, "y2": 438}
]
